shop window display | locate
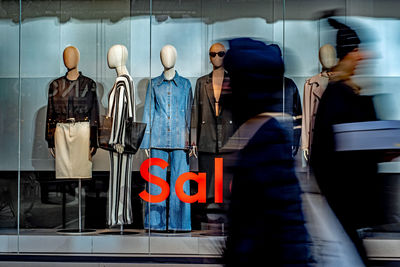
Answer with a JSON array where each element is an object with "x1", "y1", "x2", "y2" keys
[{"x1": 0, "y1": 0, "x2": 399, "y2": 263}]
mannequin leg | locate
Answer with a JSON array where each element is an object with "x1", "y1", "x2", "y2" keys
[
  {"x1": 108, "y1": 152, "x2": 133, "y2": 226},
  {"x1": 108, "y1": 151, "x2": 116, "y2": 226},
  {"x1": 118, "y1": 153, "x2": 133, "y2": 224},
  {"x1": 169, "y1": 149, "x2": 191, "y2": 231},
  {"x1": 144, "y1": 149, "x2": 169, "y2": 231},
  {"x1": 198, "y1": 152, "x2": 215, "y2": 202}
]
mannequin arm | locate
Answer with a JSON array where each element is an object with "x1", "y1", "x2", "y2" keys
[
  {"x1": 189, "y1": 145, "x2": 198, "y2": 158},
  {"x1": 114, "y1": 144, "x2": 124, "y2": 154},
  {"x1": 303, "y1": 149, "x2": 309, "y2": 162},
  {"x1": 144, "y1": 149, "x2": 150, "y2": 158},
  {"x1": 49, "y1": 148, "x2": 55, "y2": 158}
]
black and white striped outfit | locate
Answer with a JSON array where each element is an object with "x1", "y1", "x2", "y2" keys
[{"x1": 107, "y1": 75, "x2": 135, "y2": 226}]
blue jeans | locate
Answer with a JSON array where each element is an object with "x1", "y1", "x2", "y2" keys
[{"x1": 144, "y1": 149, "x2": 191, "y2": 231}]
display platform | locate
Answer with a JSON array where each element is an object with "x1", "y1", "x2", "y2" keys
[
  {"x1": 0, "y1": 229, "x2": 225, "y2": 256},
  {"x1": 333, "y1": 120, "x2": 400, "y2": 152},
  {"x1": 362, "y1": 224, "x2": 400, "y2": 263}
]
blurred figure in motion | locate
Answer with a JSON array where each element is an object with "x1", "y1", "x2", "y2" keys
[
  {"x1": 222, "y1": 38, "x2": 313, "y2": 266},
  {"x1": 311, "y1": 18, "x2": 382, "y2": 264}
]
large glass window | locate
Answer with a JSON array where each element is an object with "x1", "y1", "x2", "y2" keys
[
  {"x1": 0, "y1": 1, "x2": 20, "y2": 253},
  {"x1": 0, "y1": 0, "x2": 399, "y2": 263}
]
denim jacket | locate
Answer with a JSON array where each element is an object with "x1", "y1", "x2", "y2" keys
[{"x1": 141, "y1": 71, "x2": 193, "y2": 149}]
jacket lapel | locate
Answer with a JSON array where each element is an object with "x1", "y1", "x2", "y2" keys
[
  {"x1": 217, "y1": 71, "x2": 229, "y2": 116},
  {"x1": 205, "y1": 73, "x2": 217, "y2": 116}
]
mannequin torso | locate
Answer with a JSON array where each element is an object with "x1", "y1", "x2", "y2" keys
[
  {"x1": 302, "y1": 44, "x2": 337, "y2": 161},
  {"x1": 209, "y1": 43, "x2": 227, "y2": 116},
  {"x1": 107, "y1": 44, "x2": 132, "y2": 154},
  {"x1": 212, "y1": 68, "x2": 224, "y2": 116},
  {"x1": 49, "y1": 46, "x2": 96, "y2": 157}
]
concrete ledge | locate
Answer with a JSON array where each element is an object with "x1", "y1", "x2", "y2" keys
[{"x1": 0, "y1": 229, "x2": 226, "y2": 256}]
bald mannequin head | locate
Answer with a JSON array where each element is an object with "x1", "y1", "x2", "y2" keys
[
  {"x1": 107, "y1": 44, "x2": 128, "y2": 69},
  {"x1": 63, "y1": 46, "x2": 80, "y2": 70},
  {"x1": 319, "y1": 44, "x2": 337, "y2": 70},
  {"x1": 160, "y1": 44, "x2": 177, "y2": 70},
  {"x1": 209, "y1": 43, "x2": 226, "y2": 69}
]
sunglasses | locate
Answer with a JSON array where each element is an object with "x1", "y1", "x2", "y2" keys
[{"x1": 209, "y1": 51, "x2": 226, "y2": 57}]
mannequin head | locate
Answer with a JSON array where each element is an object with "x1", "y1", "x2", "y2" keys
[
  {"x1": 319, "y1": 44, "x2": 337, "y2": 70},
  {"x1": 209, "y1": 43, "x2": 226, "y2": 69},
  {"x1": 160, "y1": 45, "x2": 177, "y2": 70},
  {"x1": 63, "y1": 46, "x2": 80, "y2": 70},
  {"x1": 107, "y1": 44, "x2": 128, "y2": 69}
]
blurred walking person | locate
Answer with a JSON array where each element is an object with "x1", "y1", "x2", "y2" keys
[
  {"x1": 311, "y1": 18, "x2": 382, "y2": 264},
  {"x1": 223, "y1": 38, "x2": 313, "y2": 267}
]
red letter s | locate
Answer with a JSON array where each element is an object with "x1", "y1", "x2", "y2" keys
[{"x1": 139, "y1": 158, "x2": 170, "y2": 203}]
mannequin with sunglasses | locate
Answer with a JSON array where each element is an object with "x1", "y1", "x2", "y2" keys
[{"x1": 191, "y1": 43, "x2": 236, "y2": 229}]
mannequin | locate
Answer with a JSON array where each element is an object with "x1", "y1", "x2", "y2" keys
[
  {"x1": 141, "y1": 44, "x2": 192, "y2": 232},
  {"x1": 49, "y1": 46, "x2": 97, "y2": 158},
  {"x1": 301, "y1": 44, "x2": 337, "y2": 162},
  {"x1": 191, "y1": 42, "x2": 236, "y2": 229},
  {"x1": 46, "y1": 46, "x2": 99, "y2": 178},
  {"x1": 105, "y1": 44, "x2": 135, "y2": 228},
  {"x1": 45, "y1": 46, "x2": 99, "y2": 233},
  {"x1": 143, "y1": 44, "x2": 177, "y2": 159}
]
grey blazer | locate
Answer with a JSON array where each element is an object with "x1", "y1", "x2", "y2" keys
[{"x1": 191, "y1": 72, "x2": 237, "y2": 153}]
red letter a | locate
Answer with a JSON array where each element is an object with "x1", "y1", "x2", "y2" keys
[
  {"x1": 175, "y1": 172, "x2": 206, "y2": 203},
  {"x1": 139, "y1": 158, "x2": 170, "y2": 203}
]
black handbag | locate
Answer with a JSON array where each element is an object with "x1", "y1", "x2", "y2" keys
[
  {"x1": 99, "y1": 75, "x2": 146, "y2": 154},
  {"x1": 123, "y1": 118, "x2": 147, "y2": 154}
]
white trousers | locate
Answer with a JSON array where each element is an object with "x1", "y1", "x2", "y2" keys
[{"x1": 54, "y1": 121, "x2": 92, "y2": 179}]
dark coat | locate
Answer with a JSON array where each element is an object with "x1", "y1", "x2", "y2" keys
[
  {"x1": 191, "y1": 72, "x2": 237, "y2": 153},
  {"x1": 223, "y1": 38, "x2": 313, "y2": 266},
  {"x1": 311, "y1": 80, "x2": 381, "y2": 262},
  {"x1": 284, "y1": 77, "x2": 302, "y2": 156},
  {"x1": 224, "y1": 117, "x2": 313, "y2": 266}
]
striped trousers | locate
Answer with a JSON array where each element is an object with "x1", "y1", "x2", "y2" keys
[{"x1": 108, "y1": 151, "x2": 133, "y2": 226}]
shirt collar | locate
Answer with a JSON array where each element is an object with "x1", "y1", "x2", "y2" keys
[
  {"x1": 64, "y1": 71, "x2": 82, "y2": 82},
  {"x1": 158, "y1": 71, "x2": 179, "y2": 86}
]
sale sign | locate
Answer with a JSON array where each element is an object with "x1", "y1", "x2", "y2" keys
[{"x1": 139, "y1": 158, "x2": 224, "y2": 204}]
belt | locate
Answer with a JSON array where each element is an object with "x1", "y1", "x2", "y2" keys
[{"x1": 59, "y1": 117, "x2": 90, "y2": 124}]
